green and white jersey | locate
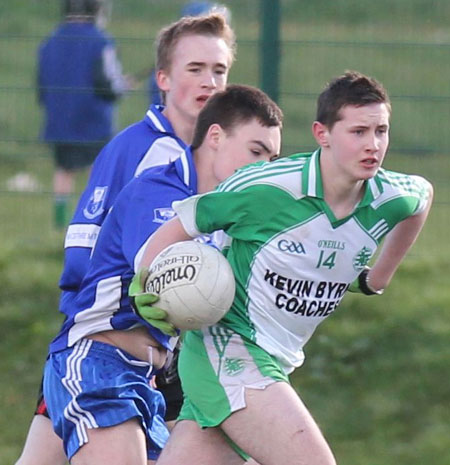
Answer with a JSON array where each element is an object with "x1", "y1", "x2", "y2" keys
[{"x1": 173, "y1": 150, "x2": 431, "y2": 373}]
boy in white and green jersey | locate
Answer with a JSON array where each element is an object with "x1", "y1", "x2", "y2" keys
[
  {"x1": 136, "y1": 71, "x2": 433, "y2": 465},
  {"x1": 173, "y1": 149, "x2": 430, "y2": 373}
]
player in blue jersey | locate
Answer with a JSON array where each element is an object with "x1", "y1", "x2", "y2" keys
[
  {"x1": 59, "y1": 12, "x2": 235, "y2": 308},
  {"x1": 136, "y1": 72, "x2": 433, "y2": 465},
  {"x1": 16, "y1": 10, "x2": 236, "y2": 465},
  {"x1": 42, "y1": 84, "x2": 283, "y2": 464},
  {"x1": 37, "y1": 0, "x2": 130, "y2": 228}
]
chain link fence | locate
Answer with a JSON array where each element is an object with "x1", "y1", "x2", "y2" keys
[{"x1": 0, "y1": 0, "x2": 448, "y2": 257}]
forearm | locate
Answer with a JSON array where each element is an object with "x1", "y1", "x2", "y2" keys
[
  {"x1": 94, "y1": 45, "x2": 128, "y2": 101},
  {"x1": 139, "y1": 217, "x2": 192, "y2": 270}
]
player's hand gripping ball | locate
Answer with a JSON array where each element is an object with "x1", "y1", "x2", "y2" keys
[
  {"x1": 129, "y1": 269, "x2": 177, "y2": 336},
  {"x1": 144, "y1": 240, "x2": 236, "y2": 330}
]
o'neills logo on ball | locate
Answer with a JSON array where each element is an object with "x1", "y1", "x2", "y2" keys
[{"x1": 146, "y1": 263, "x2": 198, "y2": 294}]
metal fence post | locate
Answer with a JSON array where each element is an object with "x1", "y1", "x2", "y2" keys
[{"x1": 259, "y1": 0, "x2": 281, "y2": 102}]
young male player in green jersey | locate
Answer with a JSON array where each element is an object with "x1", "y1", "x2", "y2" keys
[{"x1": 134, "y1": 71, "x2": 433, "y2": 465}]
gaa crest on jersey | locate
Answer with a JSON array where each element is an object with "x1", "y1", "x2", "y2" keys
[
  {"x1": 153, "y1": 207, "x2": 176, "y2": 224},
  {"x1": 277, "y1": 239, "x2": 306, "y2": 254},
  {"x1": 83, "y1": 186, "x2": 108, "y2": 219},
  {"x1": 352, "y1": 246, "x2": 373, "y2": 271}
]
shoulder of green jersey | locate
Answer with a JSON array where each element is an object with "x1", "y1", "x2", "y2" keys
[
  {"x1": 354, "y1": 215, "x2": 390, "y2": 242},
  {"x1": 370, "y1": 168, "x2": 431, "y2": 212},
  {"x1": 217, "y1": 156, "x2": 308, "y2": 198}
]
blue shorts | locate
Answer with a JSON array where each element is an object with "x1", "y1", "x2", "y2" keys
[{"x1": 43, "y1": 338, "x2": 169, "y2": 461}]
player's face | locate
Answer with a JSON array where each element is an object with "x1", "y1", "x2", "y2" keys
[
  {"x1": 322, "y1": 103, "x2": 390, "y2": 182},
  {"x1": 159, "y1": 34, "x2": 231, "y2": 125},
  {"x1": 213, "y1": 118, "x2": 281, "y2": 182}
]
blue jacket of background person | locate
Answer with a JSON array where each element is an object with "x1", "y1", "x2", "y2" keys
[{"x1": 38, "y1": 21, "x2": 125, "y2": 144}]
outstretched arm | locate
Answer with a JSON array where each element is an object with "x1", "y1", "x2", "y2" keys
[{"x1": 368, "y1": 186, "x2": 434, "y2": 292}]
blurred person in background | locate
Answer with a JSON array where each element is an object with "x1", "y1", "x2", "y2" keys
[
  {"x1": 16, "y1": 10, "x2": 236, "y2": 465},
  {"x1": 37, "y1": 0, "x2": 131, "y2": 229}
]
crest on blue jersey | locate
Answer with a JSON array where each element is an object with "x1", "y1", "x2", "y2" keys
[
  {"x1": 195, "y1": 234, "x2": 218, "y2": 249},
  {"x1": 153, "y1": 207, "x2": 176, "y2": 224},
  {"x1": 83, "y1": 186, "x2": 108, "y2": 219}
]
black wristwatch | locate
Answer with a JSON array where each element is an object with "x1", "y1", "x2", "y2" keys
[{"x1": 358, "y1": 267, "x2": 384, "y2": 296}]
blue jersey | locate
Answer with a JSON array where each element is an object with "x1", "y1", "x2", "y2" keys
[
  {"x1": 38, "y1": 22, "x2": 126, "y2": 143},
  {"x1": 50, "y1": 149, "x2": 197, "y2": 353},
  {"x1": 59, "y1": 105, "x2": 187, "y2": 312}
]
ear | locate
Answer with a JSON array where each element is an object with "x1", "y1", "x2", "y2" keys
[
  {"x1": 204, "y1": 123, "x2": 223, "y2": 149},
  {"x1": 312, "y1": 121, "x2": 330, "y2": 148},
  {"x1": 156, "y1": 69, "x2": 170, "y2": 92}
]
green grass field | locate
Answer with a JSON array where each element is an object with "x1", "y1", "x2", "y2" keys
[{"x1": 0, "y1": 1, "x2": 449, "y2": 463}]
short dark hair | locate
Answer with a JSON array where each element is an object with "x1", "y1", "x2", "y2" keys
[
  {"x1": 191, "y1": 84, "x2": 283, "y2": 149},
  {"x1": 316, "y1": 70, "x2": 391, "y2": 129},
  {"x1": 63, "y1": 0, "x2": 102, "y2": 19}
]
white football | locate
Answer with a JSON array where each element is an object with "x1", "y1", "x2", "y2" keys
[{"x1": 145, "y1": 240, "x2": 236, "y2": 330}]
